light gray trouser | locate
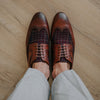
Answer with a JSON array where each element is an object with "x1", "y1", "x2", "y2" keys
[{"x1": 7, "y1": 68, "x2": 94, "y2": 100}]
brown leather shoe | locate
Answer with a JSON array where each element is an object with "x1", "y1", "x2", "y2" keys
[
  {"x1": 51, "y1": 12, "x2": 75, "y2": 69},
  {"x1": 26, "y1": 12, "x2": 49, "y2": 67}
]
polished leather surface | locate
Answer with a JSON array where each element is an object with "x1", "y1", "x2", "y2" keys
[
  {"x1": 51, "y1": 12, "x2": 75, "y2": 69},
  {"x1": 26, "y1": 12, "x2": 49, "y2": 67}
]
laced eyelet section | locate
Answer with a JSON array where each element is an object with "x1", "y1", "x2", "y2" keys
[
  {"x1": 29, "y1": 43, "x2": 49, "y2": 65},
  {"x1": 54, "y1": 44, "x2": 73, "y2": 62},
  {"x1": 28, "y1": 27, "x2": 49, "y2": 65},
  {"x1": 34, "y1": 44, "x2": 48, "y2": 58},
  {"x1": 52, "y1": 28, "x2": 74, "y2": 65}
]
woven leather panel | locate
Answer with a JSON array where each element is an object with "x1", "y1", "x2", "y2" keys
[
  {"x1": 52, "y1": 28, "x2": 72, "y2": 44},
  {"x1": 29, "y1": 28, "x2": 48, "y2": 44}
]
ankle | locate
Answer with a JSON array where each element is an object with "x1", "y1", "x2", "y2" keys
[
  {"x1": 32, "y1": 62, "x2": 50, "y2": 79},
  {"x1": 52, "y1": 62, "x2": 70, "y2": 78}
]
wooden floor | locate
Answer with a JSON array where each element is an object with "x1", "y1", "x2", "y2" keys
[{"x1": 0, "y1": 0, "x2": 100, "y2": 100}]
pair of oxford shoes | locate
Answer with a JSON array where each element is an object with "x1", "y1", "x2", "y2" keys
[{"x1": 26, "y1": 12, "x2": 75, "y2": 71}]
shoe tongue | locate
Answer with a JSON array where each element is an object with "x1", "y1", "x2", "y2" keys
[
  {"x1": 60, "y1": 57, "x2": 71, "y2": 67},
  {"x1": 60, "y1": 57, "x2": 71, "y2": 64},
  {"x1": 34, "y1": 57, "x2": 43, "y2": 62},
  {"x1": 60, "y1": 57, "x2": 67, "y2": 62}
]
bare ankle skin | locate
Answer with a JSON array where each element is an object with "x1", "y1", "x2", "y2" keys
[
  {"x1": 32, "y1": 62, "x2": 50, "y2": 79},
  {"x1": 52, "y1": 62, "x2": 70, "y2": 78}
]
